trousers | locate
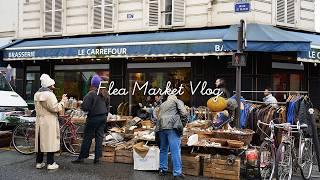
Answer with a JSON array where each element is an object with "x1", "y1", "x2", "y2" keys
[
  {"x1": 159, "y1": 129, "x2": 182, "y2": 176},
  {"x1": 79, "y1": 115, "x2": 106, "y2": 160}
]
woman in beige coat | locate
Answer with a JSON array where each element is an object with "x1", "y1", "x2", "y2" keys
[{"x1": 34, "y1": 74, "x2": 66, "y2": 170}]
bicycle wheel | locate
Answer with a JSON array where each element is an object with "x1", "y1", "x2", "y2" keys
[
  {"x1": 300, "y1": 138, "x2": 313, "y2": 180},
  {"x1": 12, "y1": 123, "x2": 35, "y2": 155},
  {"x1": 275, "y1": 143, "x2": 293, "y2": 180},
  {"x1": 62, "y1": 123, "x2": 85, "y2": 155},
  {"x1": 258, "y1": 141, "x2": 275, "y2": 180}
]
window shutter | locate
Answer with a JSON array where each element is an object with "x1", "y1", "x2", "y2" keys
[
  {"x1": 172, "y1": 0, "x2": 185, "y2": 26},
  {"x1": 45, "y1": 0, "x2": 53, "y2": 33},
  {"x1": 54, "y1": 0, "x2": 62, "y2": 32},
  {"x1": 276, "y1": 0, "x2": 285, "y2": 23},
  {"x1": 286, "y1": 0, "x2": 295, "y2": 24},
  {"x1": 103, "y1": 0, "x2": 113, "y2": 29},
  {"x1": 276, "y1": 0, "x2": 296, "y2": 26},
  {"x1": 93, "y1": 0, "x2": 103, "y2": 30},
  {"x1": 148, "y1": 0, "x2": 159, "y2": 27}
]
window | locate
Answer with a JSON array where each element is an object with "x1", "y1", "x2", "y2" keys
[
  {"x1": 55, "y1": 71, "x2": 110, "y2": 100},
  {"x1": 26, "y1": 72, "x2": 41, "y2": 103},
  {"x1": 128, "y1": 68, "x2": 191, "y2": 116},
  {"x1": 44, "y1": 0, "x2": 62, "y2": 33},
  {"x1": 92, "y1": 0, "x2": 114, "y2": 31},
  {"x1": 276, "y1": 0, "x2": 296, "y2": 25},
  {"x1": 0, "y1": 74, "x2": 12, "y2": 91},
  {"x1": 162, "y1": 0, "x2": 185, "y2": 26},
  {"x1": 164, "y1": 0, "x2": 172, "y2": 25}
]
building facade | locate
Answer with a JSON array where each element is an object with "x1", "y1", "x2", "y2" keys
[
  {"x1": 1, "y1": 0, "x2": 320, "y2": 113},
  {"x1": 18, "y1": 0, "x2": 315, "y2": 38}
]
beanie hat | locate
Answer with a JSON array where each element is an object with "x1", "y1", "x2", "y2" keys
[
  {"x1": 40, "y1": 74, "x2": 55, "y2": 88},
  {"x1": 91, "y1": 74, "x2": 102, "y2": 88}
]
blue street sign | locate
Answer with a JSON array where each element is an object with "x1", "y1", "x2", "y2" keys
[{"x1": 235, "y1": 3, "x2": 250, "y2": 13}]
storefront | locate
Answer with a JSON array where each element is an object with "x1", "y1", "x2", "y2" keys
[{"x1": 1, "y1": 24, "x2": 320, "y2": 111}]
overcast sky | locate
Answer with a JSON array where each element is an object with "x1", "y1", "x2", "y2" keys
[{"x1": 316, "y1": 0, "x2": 320, "y2": 32}]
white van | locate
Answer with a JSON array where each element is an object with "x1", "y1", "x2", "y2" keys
[{"x1": 0, "y1": 72, "x2": 27, "y2": 109}]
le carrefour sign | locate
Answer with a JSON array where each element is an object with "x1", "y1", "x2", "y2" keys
[{"x1": 298, "y1": 48, "x2": 320, "y2": 63}]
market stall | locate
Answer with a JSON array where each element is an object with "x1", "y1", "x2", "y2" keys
[{"x1": 96, "y1": 91, "x2": 319, "y2": 180}]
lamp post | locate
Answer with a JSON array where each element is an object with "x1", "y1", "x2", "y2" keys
[{"x1": 234, "y1": 20, "x2": 246, "y2": 128}]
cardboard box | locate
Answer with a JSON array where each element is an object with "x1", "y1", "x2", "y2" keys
[{"x1": 133, "y1": 146, "x2": 159, "y2": 171}]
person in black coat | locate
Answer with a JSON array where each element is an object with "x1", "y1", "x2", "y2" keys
[{"x1": 72, "y1": 74, "x2": 109, "y2": 164}]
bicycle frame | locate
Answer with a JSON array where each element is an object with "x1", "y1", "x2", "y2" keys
[{"x1": 280, "y1": 121, "x2": 311, "y2": 168}]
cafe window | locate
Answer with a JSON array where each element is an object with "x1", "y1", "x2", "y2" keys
[
  {"x1": 54, "y1": 64, "x2": 109, "y2": 100},
  {"x1": 128, "y1": 63, "x2": 191, "y2": 116}
]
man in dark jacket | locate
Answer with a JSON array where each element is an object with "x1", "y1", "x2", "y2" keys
[{"x1": 72, "y1": 74, "x2": 109, "y2": 164}]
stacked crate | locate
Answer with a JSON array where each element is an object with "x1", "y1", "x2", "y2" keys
[{"x1": 203, "y1": 155, "x2": 240, "y2": 180}]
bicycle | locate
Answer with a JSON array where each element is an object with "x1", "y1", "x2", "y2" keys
[
  {"x1": 12, "y1": 114, "x2": 85, "y2": 155},
  {"x1": 257, "y1": 119, "x2": 288, "y2": 180},
  {"x1": 275, "y1": 110, "x2": 314, "y2": 180}
]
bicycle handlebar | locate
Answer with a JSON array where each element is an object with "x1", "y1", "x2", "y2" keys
[
  {"x1": 257, "y1": 120, "x2": 290, "y2": 129},
  {"x1": 257, "y1": 120, "x2": 308, "y2": 130}
]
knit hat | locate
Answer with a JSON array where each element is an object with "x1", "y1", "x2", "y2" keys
[
  {"x1": 91, "y1": 74, "x2": 102, "y2": 88},
  {"x1": 40, "y1": 74, "x2": 55, "y2": 88}
]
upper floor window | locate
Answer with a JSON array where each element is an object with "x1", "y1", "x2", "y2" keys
[
  {"x1": 276, "y1": 0, "x2": 296, "y2": 26},
  {"x1": 164, "y1": 0, "x2": 172, "y2": 25},
  {"x1": 161, "y1": 0, "x2": 185, "y2": 27},
  {"x1": 92, "y1": 0, "x2": 114, "y2": 31},
  {"x1": 44, "y1": 0, "x2": 62, "y2": 34}
]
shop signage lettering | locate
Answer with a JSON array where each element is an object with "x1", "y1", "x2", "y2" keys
[
  {"x1": 77, "y1": 48, "x2": 127, "y2": 56},
  {"x1": 308, "y1": 50, "x2": 320, "y2": 59},
  {"x1": 107, "y1": 80, "x2": 223, "y2": 97},
  {"x1": 215, "y1": 45, "x2": 224, "y2": 52},
  {"x1": 8, "y1": 51, "x2": 35, "y2": 58}
]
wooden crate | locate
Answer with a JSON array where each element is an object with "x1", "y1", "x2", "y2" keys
[
  {"x1": 203, "y1": 155, "x2": 240, "y2": 180},
  {"x1": 115, "y1": 149, "x2": 133, "y2": 164},
  {"x1": 102, "y1": 145, "x2": 116, "y2": 163},
  {"x1": 102, "y1": 151, "x2": 115, "y2": 163},
  {"x1": 169, "y1": 154, "x2": 201, "y2": 176},
  {"x1": 0, "y1": 131, "x2": 12, "y2": 147}
]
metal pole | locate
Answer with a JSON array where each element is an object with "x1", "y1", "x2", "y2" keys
[{"x1": 236, "y1": 20, "x2": 245, "y2": 128}]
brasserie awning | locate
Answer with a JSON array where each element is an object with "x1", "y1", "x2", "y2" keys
[
  {"x1": 1, "y1": 29, "x2": 229, "y2": 61},
  {"x1": 1, "y1": 24, "x2": 312, "y2": 61}
]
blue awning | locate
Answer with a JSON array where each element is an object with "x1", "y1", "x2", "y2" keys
[
  {"x1": 293, "y1": 31, "x2": 320, "y2": 63},
  {"x1": 1, "y1": 24, "x2": 312, "y2": 61},
  {"x1": 2, "y1": 29, "x2": 228, "y2": 61},
  {"x1": 222, "y1": 24, "x2": 311, "y2": 52},
  {"x1": 0, "y1": 37, "x2": 13, "y2": 49}
]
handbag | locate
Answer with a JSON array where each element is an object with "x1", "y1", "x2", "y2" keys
[{"x1": 175, "y1": 102, "x2": 187, "y2": 136}]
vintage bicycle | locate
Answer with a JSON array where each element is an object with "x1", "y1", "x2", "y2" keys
[
  {"x1": 275, "y1": 109, "x2": 314, "y2": 180},
  {"x1": 12, "y1": 113, "x2": 85, "y2": 155},
  {"x1": 257, "y1": 119, "x2": 290, "y2": 180}
]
